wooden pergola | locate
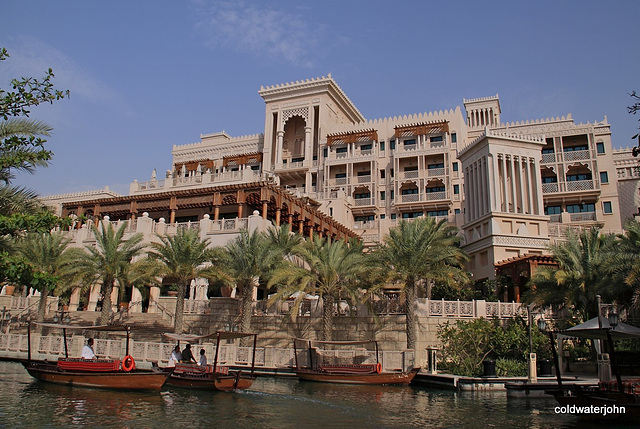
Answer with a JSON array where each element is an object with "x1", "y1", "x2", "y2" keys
[
  {"x1": 394, "y1": 120, "x2": 449, "y2": 138},
  {"x1": 494, "y1": 254, "x2": 557, "y2": 302},
  {"x1": 61, "y1": 181, "x2": 358, "y2": 241},
  {"x1": 326, "y1": 129, "x2": 379, "y2": 146}
]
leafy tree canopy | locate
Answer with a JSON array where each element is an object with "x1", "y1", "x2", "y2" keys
[{"x1": 0, "y1": 47, "x2": 69, "y2": 180}]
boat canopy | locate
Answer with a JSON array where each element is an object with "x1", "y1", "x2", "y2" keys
[
  {"x1": 33, "y1": 323, "x2": 130, "y2": 332},
  {"x1": 293, "y1": 338, "x2": 379, "y2": 346},
  {"x1": 163, "y1": 331, "x2": 257, "y2": 343}
]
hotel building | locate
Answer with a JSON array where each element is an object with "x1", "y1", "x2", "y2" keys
[{"x1": 52, "y1": 75, "x2": 635, "y2": 290}]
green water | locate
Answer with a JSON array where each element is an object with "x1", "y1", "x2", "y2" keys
[{"x1": 0, "y1": 362, "x2": 632, "y2": 428}]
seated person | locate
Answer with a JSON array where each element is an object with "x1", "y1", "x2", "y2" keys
[
  {"x1": 181, "y1": 344, "x2": 196, "y2": 363},
  {"x1": 198, "y1": 348, "x2": 207, "y2": 366},
  {"x1": 81, "y1": 338, "x2": 95, "y2": 359},
  {"x1": 168, "y1": 345, "x2": 182, "y2": 367}
]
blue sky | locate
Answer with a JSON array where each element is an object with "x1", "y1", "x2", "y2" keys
[{"x1": 2, "y1": 0, "x2": 639, "y2": 196}]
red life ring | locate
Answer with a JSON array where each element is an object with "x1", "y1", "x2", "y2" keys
[
  {"x1": 122, "y1": 355, "x2": 135, "y2": 372},
  {"x1": 376, "y1": 363, "x2": 382, "y2": 373}
]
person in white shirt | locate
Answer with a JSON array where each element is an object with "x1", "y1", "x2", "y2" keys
[
  {"x1": 198, "y1": 348, "x2": 207, "y2": 366},
  {"x1": 81, "y1": 338, "x2": 95, "y2": 359},
  {"x1": 168, "y1": 345, "x2": 182, "y2": 367}
]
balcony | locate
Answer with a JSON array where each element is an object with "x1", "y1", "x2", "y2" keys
[
  {"x1": 542, "y1": 182, "x2": 559, "y2": 193},
  {"x1": 401, "y1": 193, "x2": 420, "y2": 203},
  {"x1": 394, "y1": 140, "x2": 448, "y2": 157},
  {"x1": 325, "y1": 148, "x2": 375, "y2": 165},
  {"x1": 548, "y1": 214, "x2": 562, "y2": 223},
  {"x1": 353, "y1": 220, "x2": 378, "y2": 230},
  {"x1": 354, "y1": 197, "x2": 374, "y2": 207},
  {"x1": 328, "y1": 177, "x2": 348, "y2": 186},
  {"x1": 569, "y1": 212, "x2": 596, "y2": 222},
  {"x1": 563, "y1": 149, "x2": 591, "y2": 162},
  {"x1": 425, "y1": 191, "x2": 446, "y2": 201},
  {"x1": 541, "y1": 153, "x2": 556, "y2": 163},
  {"x1": 427, "y1": 167, "x2": 445, "y2": 177},
  {"x1": 565, "y1": 180, "x2": 595, "y2": 192},
  {"x1": 401, "y1": 170, "x2": 419, "y2": 179},
  {"x1": 279, "y1": 159, "x2": 305, "y2": 169},
  {"x1": 541, "y1": 180, "x2": 596, "y2": 194},
  {"x1": 356, "y1": 175, "x2": 372, "y2": 184}
]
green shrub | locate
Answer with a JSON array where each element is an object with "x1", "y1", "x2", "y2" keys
[
  {"x1": 495, "y1": 358, "x2": 528, "y2": 377},
  {"x1": 437, "y1": 317, "x2": 551, "y2": 376}
]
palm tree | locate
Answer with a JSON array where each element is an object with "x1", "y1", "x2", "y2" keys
[
  {"x1": 269, "y1": 236, "x2": 367, "y2": 341},
  {"x1": 0, "y1": 185, "x2": 42, "y2": 216},
  {"x1": 264, "y1": 223, "x2": 304, "y2": 261},
  {"x1": 526, "y1": 227, "x2": 618, "y2": 322},
  {"x1": 148, "y1": 228, "x2": 213, "y2": 332},
  {"x1": 72, "y1": 222, "x2": 145, "y2": 325},
  {"x1": 0, "y1": 118, "x2": 53, "y2": 183},
  {"x1": 17, "y1": 231, "x2": 84, "y2": 326},
  {"x1": 214, "y1": 229, "x2": 283, "y2": 335},
  {"x1": 614, "y1": 219, "x2": 640, "y2": 306},
  {"x1": 374, "y1": 217, "x2": 469, "y2": 349}
]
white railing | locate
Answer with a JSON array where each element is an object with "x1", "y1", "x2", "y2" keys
[
  {"x1": 425, "y1": 191, "x2": 446, "y2": 201},
  {"x1": 353, "y1": 220, "x2": 378, "y2": 229},
  {"x1": 542, "y1": 182, "x2": 559, "y2": 193},
  {"x1": 361, "y1": 234, "x2": 380, "y2": 242},
  {"x1": 354, "y1": 198, "x2": 374, "y2": 207},
  {"x1": 563, "y1": 149, "x2": 591, "y2": 161},
  {"x1": 283, "y1": 160, "x2": 304, "y2": 169},
  {"x1": 548, "y1": 214, "x2": 562, "y2": 223},
  {"x1": 402, "y1": 170, "x2": 419, "y2": 179},
  {"x1": 541, "y1": 153, "x2": 556, "y2": 163},
  {"x1": 137, "y1": 180, "x2": 166, "y2": 191},
  {"x1": 176, "y1": 221, "x2": 200, "y2": 231},
  {"x1": 548, "y1": 223, "x2": 589, "y2": 238},
  {"x1": 356, "y1": 175, "x2": 372, "y2": 183},
  {"x1": 415, "y1": 299, "x2": 526, "y2": 318},
  {"x1": 565, "y1": 180, "x2": 595, "y2": 192},
  {"x1": 427, "y1": 168, "x2": 445, "y2": 177},
  {"x1": 208, "y1": 218, "x2": 249, "y2": 232},
  {"x1": 569, "y1": 212, "x2": 596, "y2": 222},
  {"x1": 212, "y1": 171, "x2": 242, "y2": 182},
  {"x1": 329, "y1": 177, "x2": 348, "y2": 186},
  {"x1": 401, "y1": 193, "x2": 420, "y2": 203}
]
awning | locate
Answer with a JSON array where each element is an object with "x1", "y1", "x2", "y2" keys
[{"x1": 559, "y1": 317, "x2": 640, "y2": 340}]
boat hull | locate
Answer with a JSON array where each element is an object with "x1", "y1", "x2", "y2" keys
[
  {"x1": 22, "y1": 361, "x2": 169, "y2": 391},
  {"x1": 165, "y1": 372, "x2": 255, "y2": 391},
  {"x1": 296, "y1": 367, "x2": 419, "y2": 385}
]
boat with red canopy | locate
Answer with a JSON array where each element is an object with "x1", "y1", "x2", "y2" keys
[
  {"x1": 161, "y1": 331, "x2": 258, "y2": 391},
  {"x1": 21, "y1": 322, "x2": 169, "y2": 391},
  {"x1": 293, "y1": 338, "x2": 419, "y2": 385}
]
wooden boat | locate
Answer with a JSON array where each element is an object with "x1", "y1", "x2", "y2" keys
[
  {"x1": 21, "y1": 322, "x2": 169, "y2": 391},
  {"x1": 161, "y1": 331, "x2": 258, "y2": 391},
  {"x1": 293, "y1": 338, "x2": 419, "y2": 385}
]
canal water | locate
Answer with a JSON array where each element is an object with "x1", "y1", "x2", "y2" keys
[{"x1": 0, "y1": 362, "x2": 633, "y2": 428}]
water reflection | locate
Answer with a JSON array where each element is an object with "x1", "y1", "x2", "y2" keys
[{"x1": 0, "y1": 362, "x2": 635, "y2": 428}]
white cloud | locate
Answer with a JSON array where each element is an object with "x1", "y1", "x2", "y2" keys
[
  {"x1": 0, "y1": 37, "x2": 129, "y2": 112},
  {"x1": 190, "y1": 0, "x2": 320, "y2": 67}
]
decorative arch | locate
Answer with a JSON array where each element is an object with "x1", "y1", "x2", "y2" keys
[{"x1": 221, "y1": 194, "x2": 237, "y2": 205}]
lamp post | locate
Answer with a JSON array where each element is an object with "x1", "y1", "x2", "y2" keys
[
  {"x1": 606, "y1": 309, "x2": 624, "y2": 394},
  {"x1": 527, "y1": 304, "x2": 537, "y2": 383},
  {"x1": 537, "y1": 316, "x2": 563, "y2": 389},
  {"x1": 52, "y1": 309, "x2": 71, "y2": 325}
]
